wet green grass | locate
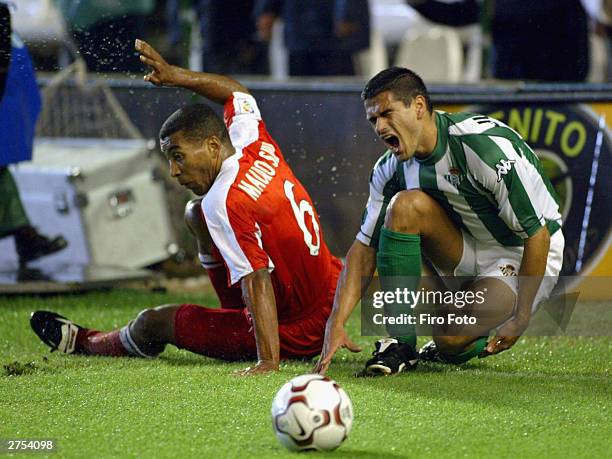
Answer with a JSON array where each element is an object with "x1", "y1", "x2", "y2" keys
[{"x1": 1, "y1": 290, "x2": 610, "y2": 458}]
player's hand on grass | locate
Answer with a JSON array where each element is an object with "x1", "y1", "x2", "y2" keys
[
  {"x1": 234, "y1": 360, "x2": 279, "y2": 376},
  {"x1": 135, "y1": 39, "x2": 180, "y2": 87},
  {"x1": 313, "y1": 325, "x2": 361, "y2": 375},
  {"x1": 484, "y1": 316, "x2": 529, "y2": 355}
]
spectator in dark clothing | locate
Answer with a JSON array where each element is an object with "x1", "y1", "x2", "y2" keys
[
  {"x1": 0, "y1": 3, "x2": 67, "y2": 266},
  {"x1": 255, "y1": 0, "x2": 370, "y2": 76},
  {"x1": 406, "y1": 0, "x2": 590, "y2": 82},
  {"x1": 167, "y1": 0, "x2": 268, "y2": 74}
]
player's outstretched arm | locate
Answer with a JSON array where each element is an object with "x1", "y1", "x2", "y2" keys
[
  {"x1": 236, "y1": 268, "x2": 280, "y2": 376},
  {"x1": 135, "y1": 39, "x2": 248, "y2": 105},
  {"x1": 314, "y1": 240, "x2": 376, "y2": 374}
]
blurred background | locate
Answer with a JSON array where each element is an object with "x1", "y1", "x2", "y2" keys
[
  {"x1": 12, "y1": 0, "x2": 612, "y2": 82},
  {"x1": 12, "y1": 0, "x2": 611, "y2": 83},
  {"x1": 2, "y1": 0, "x2": 612, "y2": 294}
]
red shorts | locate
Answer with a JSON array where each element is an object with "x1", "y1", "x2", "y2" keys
[
  {"x1": 174, "y1": 301, "x2": 332, "y2": 361},
  {"x1": 173, "y1": 255, "x2": 339, "y2": 361}
]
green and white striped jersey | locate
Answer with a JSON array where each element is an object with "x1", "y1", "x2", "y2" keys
[{"x1": 358, "y1": 111, "x2": 562, "y2": 249}]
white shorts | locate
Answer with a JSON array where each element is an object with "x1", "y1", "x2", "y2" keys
[{"x1": 436, "y1": 229, "x2": 565, "y2": 313}]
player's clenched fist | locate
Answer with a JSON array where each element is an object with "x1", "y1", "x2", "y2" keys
[{"x1": 135, "y1": 39, "x2": 180, "y2": 87}]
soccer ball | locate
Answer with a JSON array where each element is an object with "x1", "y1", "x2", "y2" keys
[{"x1": 271, "y1": 374, "x2": 353, "y2": 451}]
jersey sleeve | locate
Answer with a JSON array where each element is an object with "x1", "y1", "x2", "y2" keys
[
  {"x1": 202, "y1": 195, "x2": 273, "y2": 286},
  {"x1": 356, "y1": 152, "x2": 401, "y2": 248},
  {"x1": 461, "y1": 134, "x2": 546, "y2": 239},
  {"x1": 223, "y1": 92, "x2": 263, "y2": 150}
]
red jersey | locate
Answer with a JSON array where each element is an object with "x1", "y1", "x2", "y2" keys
[{"x1": 201, "y1": 92, "x2": 341, "y2": 323}]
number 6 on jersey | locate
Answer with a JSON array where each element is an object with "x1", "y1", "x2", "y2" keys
[{"x1": 284, "y1": 180, "x2": 321, "y2": 256}]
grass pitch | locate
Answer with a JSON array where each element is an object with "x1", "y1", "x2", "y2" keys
[{"x1": 1, "y1": 289, "x2": 610, "y2": 458}]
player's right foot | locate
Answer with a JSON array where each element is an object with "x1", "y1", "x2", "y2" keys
[
  {"x1": 30, "y1": 311, "x2": 83, "y2": 354},
  {"x1": 417, "y1": 340, "x2": 447, "y2": 363},
  {"x1": 362, "y1": 338, "x2": 418, "y2": 376}
]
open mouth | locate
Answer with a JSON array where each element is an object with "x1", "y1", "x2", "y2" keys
[{"x1": 382, "y1": 134, "x2": 400, "y2": 153}]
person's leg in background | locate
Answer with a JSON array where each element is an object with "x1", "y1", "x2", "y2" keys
[
  {"x1": 0, "y1": 167, "x2": 30, "y2": 239},
  {"x1": 0, "y1": 167, "x2": 67, "y2": 265},
  {"x1": 0, "y1": 5, "x2": 67, "y2": 266}
]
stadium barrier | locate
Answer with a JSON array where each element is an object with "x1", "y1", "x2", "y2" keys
[{"x1": 40, "y1": 78, "x2": 612, "y2": 291}]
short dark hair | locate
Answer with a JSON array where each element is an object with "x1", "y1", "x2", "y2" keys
[
  {"x1": 159, "y1": 103, "x2": 230, "y2": 144},
  {"x1": 361, "y1": 67, "x2": 433, "y2": 113}
]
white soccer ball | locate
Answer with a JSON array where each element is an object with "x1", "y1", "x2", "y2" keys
[{"x1": 271, "y1": 374, "x2": 353, "y2": 452}]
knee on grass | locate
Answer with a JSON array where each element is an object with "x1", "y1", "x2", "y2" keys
[{"x1": 130, "y1": 306, "x2": 177, "y2": 356}]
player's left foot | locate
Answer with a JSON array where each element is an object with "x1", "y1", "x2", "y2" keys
[
  {"x1": 30, "y1": 310, "x2": 84, "y2": 354},
  {"x1": 361, "y1": 338, "x2": 418, "y2": 376}
]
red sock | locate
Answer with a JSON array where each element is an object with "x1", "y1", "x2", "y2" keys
[
  {"x1": 206, "y1": 265, "x2": 245, "y2": 309},
  {"x1": 201, "y1": 247, "x2": 245, "y2": 310},
  {"x1": 76, "y1": 329, "x2": 129, "y2": 357}
]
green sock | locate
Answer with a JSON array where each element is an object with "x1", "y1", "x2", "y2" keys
[
  {"x1": 377, "y1": 228, "x2": 421, "y2": 348},
  {"x1": 440, "y1": 336, "x2": 488, "y2": 364}
]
